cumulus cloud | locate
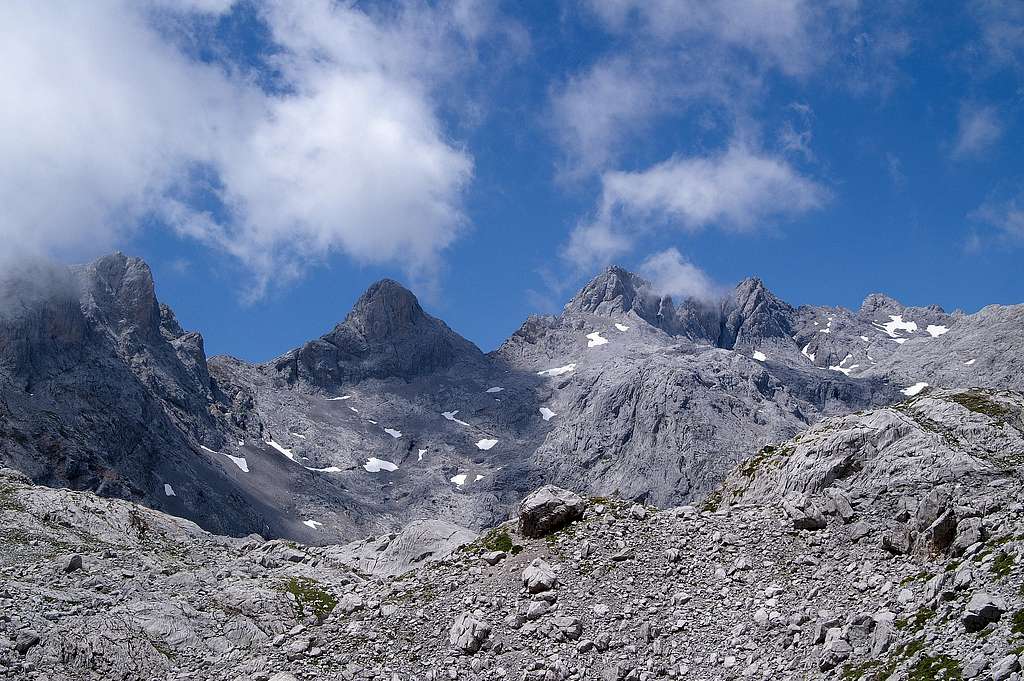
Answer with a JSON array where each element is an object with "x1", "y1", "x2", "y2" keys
[
  {"x1": 951, "y1": 103, "x2": 1003, "y2": 158},
  {"x1": 0, "y1": 0, "x2": 511, "y2": 296},
  {"x1": 638, "y1": 248, "x2": 719, "y2": 302},
  {"x1": 563, "y1": 144, "x2": 825, "y2": 270},
  {"x1": 597, "y1": 145, "x2": 826, "y2": 231}
]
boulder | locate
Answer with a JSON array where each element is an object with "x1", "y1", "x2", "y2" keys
[
  {"x1": 518, "y1": 486, "x2": 585, "y2": 538},
  {"x1": 962, "y1": 591, "x2": 1005, "y2": 632},
  {"x1": 449, "y1": 611, "x2": 491, "y2": 654},
  {"x1": 522, "y1": 558, "x2": 557, "y2": 594}
]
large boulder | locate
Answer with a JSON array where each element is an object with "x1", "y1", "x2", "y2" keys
[
  {"x1": 518, "y1": 486, "x2": 585, "y2": 538},
  {"x1": 962, "y1": 591, "x2": 1005, "y2": 632},
  {"x1": 449, "y1": 611, "x2": 491, "y2": 654},
  {"x1": 522, "y1": 558, "x2": 558, "y2": 594}
]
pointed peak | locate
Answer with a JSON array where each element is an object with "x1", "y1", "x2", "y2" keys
[
  {"x1": 344, "y1": 278, "x2": 428, "y2": 340},
  {"x1": 858, "y1": 292, "x2": 903, "y2": 319},
  {"x1": 567, "y1": 266, "x2": 652, "y2": 315}
]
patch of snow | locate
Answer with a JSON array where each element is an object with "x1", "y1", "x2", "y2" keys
[
  {"x1": 538, "y1": 363, "x2": 576, "y2": 377},
  {"x1": 302, "y1": 520, "x2": 323, "y2": 529},
  {"x1": 828, "y1": 354, "x2": 859, "y2": 376},
  {"x1": 450, "y1": 473, "x2": 467, "y2": 486},
  {"x1": 874, "y1": 315, "x2": 917, "y2": 338},
  {"x1": 752, "y1": 350, "x2": 767, "y2": 362},
  {"x1": 614, "y1": 323, "x2": 629, "y2": 332},
  {"x1": 224, "y1": 454, "x2": 249, "y2": 473},
  {"x1": 266, "y1": 439, "x2": 296, "y2": 461},
  {"x1": 860, "y1": 336, "x2": 869, "y2": 342},
  {"x1": 237, "y1": 439, "x2": 245, "y2": 446},
  {"x1": 163, "y1": 484, "x2": 175, "y2": 497},
  {"x1": 442, "y1": 410, "x2": 471, "y2": 426},
  {"x1": 485, "y1": 386, "x2": 504, "y2": 393},
  {"x1": 474, "y1": 474, "x2": 484, "y2": 482},
  {"x1": 892, "y1": 338, "x2": 907, "y2": 345},
  {"x1": 364, "y1": 457, "x2": 399, "y2": 473},
  {"x1": 290, "y1": 432, "x2": 306, "y2": 440},
  {"x1": 801, "y1": 344, "x2": 816, "y2": 363},
  {"x1": 901, "y1": 382, "x2": 929, "y2": 397},
  {"x1": 418, "y1": 449, "x2": 426, "y2": 461},
  {"x1": 384, "y1": 428, "x2": 402, "y2": 439},
  {"x1": 200, "y1": 445, "x2": 218, "y2": 454},
  {"x1": 349, "y1": 406, "x2": 359, "y2": 412},
  {"x1": 326, "y1": 395, "x2": 352, "y2": 401},
  {"x1": 367, "y1": 419, "x2": 378, "y2": 424},
  {"x1": 964, "y1": 359, "x2": 977, "y2": 366},
  {"x1": 475, "y1": 438, "x2": 498, "y2": 450},
  {"x1": 586, "y1": 331, "x2": 608, "y2": 347},
  {"x1": 539, "y1": 407, "x2": 556, "y2": 421},
  {"x1": 307, "y1": 466, "x2": 342, "y2": 473},
  {"x1": 926, "y1": 324, "x2": 949, "y2": 338}
]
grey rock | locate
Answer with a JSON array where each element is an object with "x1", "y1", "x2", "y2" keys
[
  {"x1": 991, "y1": 654, "x2": 1020, "y2": 681},
  {"x1": 962, "y1": 592, "x2": 1006, "y2": 632},
  {"x1": 518, "y1": 486, "x2": 585, "y2": 538},
  {"x1": 522, "y1": 559, "x2": 557, "y2": 594},
  {"x1": 449, "y1": 611, "x2": 491, "y2": 654}
]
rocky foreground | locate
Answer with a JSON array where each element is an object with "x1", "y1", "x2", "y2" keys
[{"x1": 2, "y1": 387, "x2": 1024, "y2": 680}]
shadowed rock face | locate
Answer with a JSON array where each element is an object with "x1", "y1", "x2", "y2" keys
[
  {"x1": 0, "y1": 253, "x2": 1021, "y2": 545},
  {"x1": 273, "y1": 278, "x2": 485, "y2": 387}
]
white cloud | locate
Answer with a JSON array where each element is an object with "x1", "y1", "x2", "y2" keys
[
  {"x1": 970, "y1": 0, "x2": 1024, "y2": 71},
  {"x1": 563, "y1": 144, "x2": 825, "y2": 270},
  {"x1": 0, "y1": 0, "x2": 502, "y2": 296},
  {"x1": 971, "y1": 195, "x2": 1024, "y2": 242},
  {"x1": 598, "y1": 145, "x2": 826, "y2": 231},
  {"x1": 639, "y1": 248, "x2": 719, "y2": 301},
  {"x1": 586, "y1": 0, "x2": 823, "y2": 76},
  {"x1": 951, "y1": 104, "x2": 1003, "y2": 158}
]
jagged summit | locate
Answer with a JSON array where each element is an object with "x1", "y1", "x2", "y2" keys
[
  {"x1": 720, "y1": 276, "x2": 795, "y2": 349},
  {"x1": 343, "y1": 278, "x2": 430, "y2": 341},
  {"x1": 274, "y1": 276, "x2": 484, "y2": 386},
  {"x1": 564, "y1": 265, "x2": 653, "y2": 317}
]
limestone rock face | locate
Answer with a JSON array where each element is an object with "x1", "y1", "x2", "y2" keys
[{"x1": 518, "y1": 486, "x2": 585, "y2": 538}]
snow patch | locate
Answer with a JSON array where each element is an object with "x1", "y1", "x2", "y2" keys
[
  {"x1": 384, "y1": 428, "x2": 402, "y2": 439},
  {"x1": 874, "y1": 315, "x2": 917, "y2": 338},
  {"x1": 926, "y1": 324, "x2": 949, "y2": 337},
  {"x1": 485, "y1": 386, "x2": 504, "y2": 393},
  {"x1": 538, "y1": 363, "x2": 576, "y2": 377},
  {"x1": 801, "y1": 344, "x2": 816, "y2": 363},
  {"x1": 586, "y1": 331, "x2": 608, "y2": 347},
  {"x1": 224, "y1": 454, "x2": 249, "y2": 473},
  {"x1": 860, "y1": 336, "x2": 869, "y2": 342},
  {"x1": 475, "y1": 438, "x2": 498, "y2": 450},
  {"x1": 752, "y1": 350, "x2": 767, "y2": 362},
  {"x1": 302, "y1": 520, "x2": 323, "y2": 529},
  {"x1": 266, "y1": 439, "x2": 296, "y2": 461},
  {"x1": 418, "y1": 449, "x2": 426, "y2": 461},
  {"x1": 307, "y1": 466, "x2": 342, "y2": 473},
  {"x1": 539, "y1": 407, "x2": 556, "y2": 421},
  {"x1": 290, "y1": 432, "x2": 306, "y2": 440},
  {"x1": 828, "y1": 354, "x2": 859, "y2": 376},
  {"x1": 901, "y1": 382, "x2": 929, "y2": 397},
  {"x1": 614, "y1": 323, "x2": 630, "y2": 332},
  {"x1": 364, "y1": 457, "x2": 399, "y2": 473},
  {"x1": 450, "y1": 474, "x2": 467, "y2": 486},
  {"x1": 442, "y1": 410, "x2": 471, "y2": 426},
  {"x1": 163, "y1": 484, "x2": 175, "y2": 497},
  {"x1": 892, "y1": 338, "x2": 907, "y2": 345},
  {"x1": 349, "y1": 406, "x2": 359, "y2": 412},
  {"x1": 326, "y1": 395, "x2": 351, "y2": 401},
  {"x1": 964, "y1": 359, "x2": 977, "y2": 366},
  {"x1": 474, "y1": 474, "x2": 484, "y2": 482}
]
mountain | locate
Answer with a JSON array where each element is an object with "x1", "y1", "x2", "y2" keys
[
  {"x1": 2, "y1": 387, "x2": 1022, "y2": 678},
  {"x1": 0, "y1": 254, "x2": 1021, "y2": 546}
]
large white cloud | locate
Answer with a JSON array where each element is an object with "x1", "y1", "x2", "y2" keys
[
  {"x1": 564, "y1": 144, "x2": 826, "y2": 269},
  {"x1": 0, "y1": 0, "x2": 492, "y2": 295},
  {"x1": 639, "y1": 248, "x2": 719, "y2": 302}
]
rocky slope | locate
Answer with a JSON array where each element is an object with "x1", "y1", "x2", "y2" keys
[
  {"x1": 2, "y1": 387, "x2": 1023, "y2": 680},
  {"x1": 1, "y1": 254, "x2": 1021, "y2": 544}
]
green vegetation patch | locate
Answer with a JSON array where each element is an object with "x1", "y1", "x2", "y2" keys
[
  {"x1": 477, "y1": 528, "x2": 522, "y2": 555},
  {"x1": 0, "y1": 483, "x2": 25, "y2": 512},
  {"x1": 1011, "y1": 609, "x2": 1024, "y2": 636},
  {"x1": 992, "y1": 550, "x2": 1015, "y2": 577},
  {"x1": 946, "y1": 389, "x2": 1013, "y2": 422},
  {"x1": 907, "y1": 653, "x2": 962, "y2": 680},
  {"x1": 282, "y1": 577, "x2": 337, "y2": 621}
]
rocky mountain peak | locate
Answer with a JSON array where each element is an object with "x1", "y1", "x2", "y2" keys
[
  {"x1": 564, "y1": 265, "x2": 652, "y2": 317},
  {"x1": 858, "y1": 292, "x2": 904, "y2": 320},
  {"x1": 720, "y1": 276, "x2": 794, "y2": 349},
  {"x1": 343, "y1": 278, "x2": 428, "y2": 341},
  {"x1": 78, "y1": 251, "x2": 161, "y2": 340}
]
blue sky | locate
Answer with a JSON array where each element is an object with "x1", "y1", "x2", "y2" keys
[{"x1": 2, "y1": 1, "x2": 1023, "y2": 360}]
